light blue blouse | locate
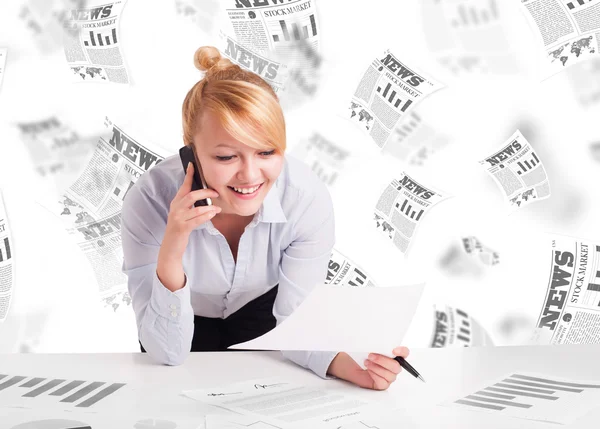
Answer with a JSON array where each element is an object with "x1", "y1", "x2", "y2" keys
[{"x1": 121, "y1": 153, "x2": 337, "y2": 378}]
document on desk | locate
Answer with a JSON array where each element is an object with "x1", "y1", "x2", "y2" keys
[
  {"x1": 228, "y1": 284, "x2": 424, "y2": 354},
  {"x1": 0, "y1": 191, "x2": 15, "y2": 322},
  {"x1": 184, "y1": 378, "x2": 384, "y2": 429},
  {"x1": 445, "y1": 371, "x2": 600, "y2": 425}
]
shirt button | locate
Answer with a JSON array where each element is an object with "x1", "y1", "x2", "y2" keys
[
  {"x1": 171, "y1": 311, "x2": 178, "y2": 317},
  {"x1": 169, "y1": 304, "x2": 176, "y2": 310}
]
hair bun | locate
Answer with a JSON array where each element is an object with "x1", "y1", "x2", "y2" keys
[{"x1": 194, "y1": 46, "x2": 230, "y2": 73}]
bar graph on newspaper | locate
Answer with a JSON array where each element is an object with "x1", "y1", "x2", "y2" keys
[
  {"x1": 448, "y1": 372, "x2": 600, "y2": 424},
  {"x1": 589, "y1": 245, "x2": 600, "y2": 306},
  {"x1": 376, "y1": 80, "x2": 414, "y2": 112},
  {"x1": 0, "y1": 373, "x2": 127, "y2": 410},
  {"x1": 564, "y1": 0, "x2": 596, "y2": 11},
  {"x1": 83, "y1": 28, "x2": 118, "y2": 47},
  {"x1": 449, "y1": 0, "x2": 499, "y2": 28},
  {"x1": 269, "y1": 14, "x2": 317, "y2": 43}
]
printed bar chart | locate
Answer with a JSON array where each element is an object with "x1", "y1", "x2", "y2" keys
[
  {"x1": 0, "y1": 237, "x2": 11, "y2": 262},
  {"x1": 23, "y1": 379, "x2": 66, "y2": 397},
  {"x1": 453, "y1": 373, "x2": 600, "y2": 416},
  {"x1": 566, "y1": 0, "x2": 591, "y2": 10},
  {"x1": 377, "y1": 82, "x2": 414, "y2": 111},
  {"x1": 346, "y1": 268, "x2": 367, "y2": 287},
  {"x1": 397, "y1": 199, "x2": 424, "y2": 221},
  {"x1": 516, "y1": 152, "x2": 540, "y2": 175},
  {"x1": 451, "y1": 0, "x2": 499, "y2": 27},
  {"x1": 84, "y1": 28, "x2": 118, "y2": 47},
  {"x1": 271, "y1": 14, "x2": 317, "y2": 43},
  {"x1": 0, "y1": 374, "x2": 126, "y2": 409},
  {"x1": 455, "y1": 309, "x2": 471, "y2": 343}
]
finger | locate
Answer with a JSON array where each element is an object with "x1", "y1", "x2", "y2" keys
[
  {"x1": 188, "y1": 208, "x2": 220, "y2": 228},
  {"x1": 182, "y1": 204, "x2": 221, "y2": 222},
  {"x1": 175, "y1": 162, "x2": 195, "y2": 199},
  {"x1": 368, "y1": 353, "x2": 401, "y2": 374},
  {"x1": 364, "y1": 359, "x2": 397, "y2": 384},
  {"x1": 393, "y1": 346, "x2": 410, "y2": 358},
  {"x1": 182, "y1": 189, "x2": 220, "y2": 208},
  {"x1": 366, "y1": 368, "x2": 390, "y2": 391}
]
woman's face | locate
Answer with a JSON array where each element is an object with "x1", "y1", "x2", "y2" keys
[{"x1": 193, "y1": 110, "x2": 284, "y2": 217}]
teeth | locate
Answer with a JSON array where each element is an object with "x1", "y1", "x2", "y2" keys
[{"x1": 232, "y1": 184, "x2": 260, "y2": 194}]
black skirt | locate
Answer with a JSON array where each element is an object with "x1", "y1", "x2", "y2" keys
[{"x1": 140, "y1": 285, "x2": 278, "y2": 353}]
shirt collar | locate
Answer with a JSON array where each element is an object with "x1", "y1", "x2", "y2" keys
[{"x1": 255, "y1": 181, "x2": 287, "y2": 224}]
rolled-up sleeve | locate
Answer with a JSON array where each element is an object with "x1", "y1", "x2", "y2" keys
[
  {"x1": 121, "y1": 180, "x2": 195, "y2": 366},
  {"x1": 273, "y1": 182, "x2": 338, "y2": 379}
]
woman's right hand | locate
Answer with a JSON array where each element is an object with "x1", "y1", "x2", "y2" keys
[{"x1": 161, "y1": 162, "x2": 221, "y2": 259}]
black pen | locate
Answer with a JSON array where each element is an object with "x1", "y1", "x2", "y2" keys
[{"x1": 394, "y1": 356, "x2": 425, "y2": 383}]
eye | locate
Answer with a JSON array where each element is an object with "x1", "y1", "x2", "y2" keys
[
  {"x1": 260, "y1": 150, "x2": 276, "y2": 156},
  {"x1": 216, "y1": 155, "x2": 235, "y2": 161}
]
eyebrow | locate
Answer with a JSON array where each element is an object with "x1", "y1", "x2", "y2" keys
[{"x1": 214, "y1": 143, "x2": 237, "y2": 149}]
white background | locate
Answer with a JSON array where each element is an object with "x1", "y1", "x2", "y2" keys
[{"x1": 0, "y1": 0, "x2": 599, "y2": 354}]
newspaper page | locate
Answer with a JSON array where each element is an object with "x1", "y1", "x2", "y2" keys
[
  {"x1": 532, "y1": 235, "x2": 600, "y2": 345},
  {"x1": 219, "y1": 31, "x2": 289, "y2": 94},
  {"x1": 291, "y1": 132, "x2": 349, "y2": 188},
  {"x1": 325, "y1": 249, "x2": 376, "y2": 288},
  {"x1": 348, "y1": 49, "x2": 443, "y2": 148},
  {"x1": 221, "y1": 0, "x2": 320, "y2": 61},
  {"x1": 374, "y1": 172, "x2": 448, "y2": 255},
  {"x1": 174, "y1": 0, "x2": 220, "y2": 34},
  {"x1": 382, "y1": 110, "x2": 450, "y2": 166},
  {"x1": 64, "y1": 1, "x2": 130, "y2": 84},
  {"x1": 422, "y1": 0, "x2": 519, "y2": 75},
  {"x1": 17, "y1": 117, "x2": 97, "y2": 192},
  {"x1": 462, "y1": 235, "x2": 500, "y2": 266},
  {"x1": 520, "y1": 0, "x2": 600, "y2": 77},
  {"x1": 0, "y1": 48, "x2": 6, "y2": 92},
  {"x1": 479, "y1": 130, "x2": 550, "y2": 211},
  {"x1": 430, "y1": 304, "x2": 494, "y2": 348},
  {"x1": 55, "y1": 117, "x2": 169, "y2": 311},
  {"x1": 0, "y1": 192, "x2": 15, "y2": 322}
]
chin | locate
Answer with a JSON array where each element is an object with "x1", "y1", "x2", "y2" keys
[{"x1": 233, "y1": 205, "x2": 260, "y2": 217}]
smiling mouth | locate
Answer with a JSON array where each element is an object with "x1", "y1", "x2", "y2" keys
[{"x1": 227, "y1": 183, "x2": 263, "y2": 195}]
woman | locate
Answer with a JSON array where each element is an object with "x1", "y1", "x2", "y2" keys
[{"x1": 121, "y1": 46, "x2": 409, "y2": 390}]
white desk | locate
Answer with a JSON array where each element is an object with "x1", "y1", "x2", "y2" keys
[{"x1": 1, "y1": 345, "x2": 599, "y2": 428}]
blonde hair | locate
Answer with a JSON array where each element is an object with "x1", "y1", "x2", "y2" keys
[{"x1": 182, "y1": 46, "x2": 286, "y2": 153}]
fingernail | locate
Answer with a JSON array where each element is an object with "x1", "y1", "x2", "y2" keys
[
  {"x1": 209, "y1": 212, "x2": 216, "y2": 217},
  {"x1": 368, "y1": 354, "x2": 375, "y2": 360},
  {"x1": 364, "y1": 360, "x2": 370, "y2": 366},
  {"x1": 187, "y1": 162, "x2": 191, "y2": 171}
]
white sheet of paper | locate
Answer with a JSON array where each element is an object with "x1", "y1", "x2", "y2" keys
[
  {"x1": 229, "y1": 284, "x2": 424, "y2": 354},
  {"x1": 444, "y1": 371, "x2": 600, "y2": 425},
  {"x1": 184, "y1": 378, "x2": 384, "y2": 429},
  {"x1": 205, "y1": 414, "x2": 286, "y2": 429},
  {"x1": 338, "y1": 411, "x2": 419, "y2": 428}
]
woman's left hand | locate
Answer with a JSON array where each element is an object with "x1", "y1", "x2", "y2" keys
[{"x1": 327, "y1": 346, "x2": 410, "y2": 391}]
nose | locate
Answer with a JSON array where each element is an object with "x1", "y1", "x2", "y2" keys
[{"x1": 236, "y1": 157, "x2": 260, "y2": 184}]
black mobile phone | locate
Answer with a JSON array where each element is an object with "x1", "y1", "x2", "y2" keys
[{"x1": 179, "y1": 145, "x2": 212, "y2": 207}]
